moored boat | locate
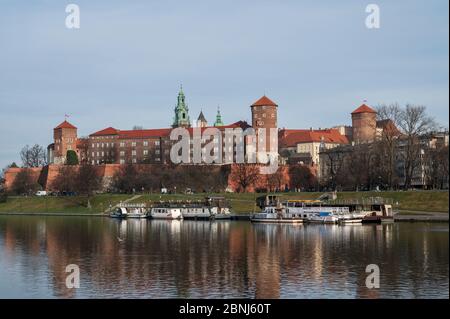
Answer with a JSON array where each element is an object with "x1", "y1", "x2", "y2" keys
[
  {"x1": 149, "y1": 207, "x2": 183, "y2": 220},
  {"x1": 250, "y1": 205, "x2": 303, "y2": 224},
  {"x1": 110, "y1": 207, "x2": 127, "y2": 218}
]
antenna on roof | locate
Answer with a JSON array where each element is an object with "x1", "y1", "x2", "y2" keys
[{"x1": 64, "y1": 114, "x2": 70, "y2": 121}]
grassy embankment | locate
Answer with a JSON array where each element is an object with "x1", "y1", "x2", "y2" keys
[{"x1": 0, "y1": 191, "x2": 448, "y2": 215}]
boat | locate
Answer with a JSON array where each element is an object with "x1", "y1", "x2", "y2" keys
[
  {"x1": 126, "y1": 207, "x2": 147, "y2": 218},
  {"x1": 361, "y1": 204, "x2": 394, "y2": 223},
  {"x1": 308, "y1": 212, "x2": 339, "y2": 224},
  {"x1": 207, "y1": 197, "x2": 232, "y2": 220},
  {"x1": 250, "y1": 204, "x2": 303, "y2": 224},
  {"x1": 181, "y1": 206, "x2": 212, "y2": 219},
  {"x1": 149, "y1": 207, "x2": 183, "y2": 220},
  {"x1": 110, "y1": 203, "x2": 147, "y2": 219},
  {"x1": 110, "y1": 207, "x2": 127, "y2": 218}
]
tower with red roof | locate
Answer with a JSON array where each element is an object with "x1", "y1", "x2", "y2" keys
[
  {"x1": 52, "y1": 120, "x2": 78, "y2": 164},
  {"x1": 351, "y1": 103, "x2": 377, "y2": 144},
  {"x1": 250, "y1": 95, "x2": 278, "y2": 160}
]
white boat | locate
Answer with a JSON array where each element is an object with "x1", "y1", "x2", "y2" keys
[
  {"x1": 308, "y1": 212, "x2": 339, "y2": 224},
  {"x1": 110, "y1": 207, "x2": 127, "y2": 218},
  {"x1": 251, "y1": 206, "x2": 303, "y2": 224},
  {"x1": 181, "y1": 206, "x2": 211, "y2": 219},
  {"x1": 126, "y1": 207, "x2": 147, "y2": 218},
  {"x1": 149, "y1": 207, "x2": 183, "y2": 220},
  {"x1": 210, "y1": 206, "x2": 232, "y2": 220}
]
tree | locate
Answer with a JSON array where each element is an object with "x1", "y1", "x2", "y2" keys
[
  {"x1": 289, "y1": 165, "x2": 317, "y2": 191},
  {"x1": 51, "y1": 166, "x2": 77, "y2": 192},
  {"x1": 20, "y1": 144, "x2": 47, "y2": 167},
  {"x1": 397, "y1": 105, "x2": 436, "y2": 189},
  {"x1": 111, "y1": 163, "x2": 139, "y2": 193},
  {"x1": 74, "y1": 164, "x2": 102, "y2": 205},
  {"x1": 267, "y1": 167, "x2": 284, "y2": 192},
  {"x1": 230, "y1": 164, "x2": 260, "y2": 192},
  {"x1": 375, "y1": 104, "x2": 402, "y2": 189},
  {"x1": 66, "y1": 150, "x2": 79, "y2": 165},
  {"x1": 10, "y1": 169, "x2": 39, "y2": 195}
]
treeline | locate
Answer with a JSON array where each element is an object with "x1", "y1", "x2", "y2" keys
[{"x1": 110, "y1": 164, "x2": 230, "y2": 193}]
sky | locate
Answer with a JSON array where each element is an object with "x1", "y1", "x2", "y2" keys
[{"x1": 0, "y1": 0, "x2": 448, "y2": 169}]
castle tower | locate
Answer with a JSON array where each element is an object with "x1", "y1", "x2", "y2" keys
[
  {"x1": 250, "y1": 95, "x2": 278, "y2": 160},
  {"x1": 172, "y1": 86, "x2": 191, "y2": 128},
  {"x1": 53, "y1": 120, "x2": 78, "y2": 164},
  {"x1": 197, "y1": 110, "x2": 207, "y2": 128},
  {"x1": 213, "y1": 107, "x2": 224, "y2": 127},
  {"x1": 351, "y1": 103, "x2": 377, "y2": 144}
]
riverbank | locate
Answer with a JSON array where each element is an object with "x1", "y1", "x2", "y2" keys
[{"x1": 0, "y1": 191, "x2": 448, "y2": 216}]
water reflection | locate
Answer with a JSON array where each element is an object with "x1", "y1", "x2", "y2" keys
[{"x1": 0, "y1": 216, "x2": 448, "y2": 299}]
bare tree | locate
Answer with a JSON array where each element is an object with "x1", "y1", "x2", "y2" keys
[
  {"x1": 231, "y1": 164, "x2": 260, "y2": 192},
  {"x1": 51, "y1": 166, "x2": 77, "y2": 192},
  {"x1": 375, "y1": 104, "x2": 402, "y2": 189},
  {"x1": 267, "y1": 167, "x2": 284, "y2": 192},
  {"x1": 74, "y1": 164, "x2": 102, "y2": 206},
  {"x1": 10, "y1": 169, "x2": 40, "y2": 195},
  {"x1": 289, "y1": 165, "x2": 317, "y2": 191},
  {"x1": 397, "y1": 105, "x2": 436, "y2": 189},
  {"x1": 20, "y1": 144, "x2": 47, "y2": 168}
]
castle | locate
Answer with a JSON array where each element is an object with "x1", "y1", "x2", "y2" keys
[{"x1": 47, "y1": 87, "x2": 383, "y2": 171}]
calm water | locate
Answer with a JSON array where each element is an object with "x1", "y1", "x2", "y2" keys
[{"x1": 0, "y1": 216, "x2": 448, "y2": 299}]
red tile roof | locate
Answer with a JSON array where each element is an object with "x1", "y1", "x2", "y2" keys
[
  {"x1": 351, "y1": 104, "x2": 376, "y2": 114},
  {"x1": 279, "y1": 129, "x2": 349, "y2": 148},
  {"x1": 251, "y1": 96, "x2": 278, "y2": 107},
  {"x1": 118, "y1": 128, "x2": 172, "y2": 139},
  {"x1": 89, "y1": 121, "x2": 251, "y2": 139},
  {"x1": 90, "y1": 127, "x2": 119, "y2": 136},
  {"x1": 54, "y1": 120, "x2": 77, "y2": 130}
]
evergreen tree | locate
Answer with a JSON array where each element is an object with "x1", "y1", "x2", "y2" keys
[{"x1": 66, "y1": 150, "x2": 79, "y2": 165}]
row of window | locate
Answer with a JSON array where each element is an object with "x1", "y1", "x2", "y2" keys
[
  {"x1": 253, "y1": 113, "x2": 276, "y2": 119},
  {"x1": 90, "y1": 140, "x2": 161, "y2": 148}
]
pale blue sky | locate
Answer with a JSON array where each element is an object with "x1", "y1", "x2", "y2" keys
[{"x1": 0, "y1": 0, "x2": 448, "y2": 168}]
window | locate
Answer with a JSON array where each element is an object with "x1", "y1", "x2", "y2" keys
[
  {"x1": 120, "y1": 151, "x2": 125, "y2": 156},
  {"x1": 155, "y1": 157, "x2": 160, "y2": 161},
  {"x1": 143, "y1": 150, "x2": 148, "y2": 155},
  {"x1": 155, "y1": 149, "x2": 160, "y2": 154},
  {"x1": 120, "y1": 142, "x2": 125, "y2": 147},
  {"x1": 97, "y1": 152, "x2": 100, "y2": 156},
  {"x1": 92, "y1": 143, "x2": 95, "y2": 148},
  {"x1": 143, "y1": 141, "x2": 148, "y2": 147},
  {"x1": 131, "y1": 142, "x2": 136, "y2": 147},
  {"x1": 101, "y1": 152, "x2": 104, "y2": 157},
  {"x1": 120, "y1": 159, "x2": 125, "y2": 164},
  {"x1": 106, "y1": 143, "x2": 109, "y2": 147},
  {"x1": 101, "y1": 143, "x2": 104, "y2": 148},
  {"x1": 91, "y1": 152, "x2": 95, "y2": 157},
  {"x1": 132, "y1": 150, "x2": 136, "y2": 156},
  {"x1": 97, "y1": 143, "x2": 100, "y2": 148},
  {"x1": 111, "y1": 142, "x2": 114, "y2": 147},
  {"x1": 132, "y1": 158, "x2": 137, "y2": 163},
  {"x1": 155, "y1": 140, "x2": 160, "y2": 146}
]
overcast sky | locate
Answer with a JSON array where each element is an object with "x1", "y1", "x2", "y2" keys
[{"x1": 0, "y1": 0, "x2": 448, "y2": 168}]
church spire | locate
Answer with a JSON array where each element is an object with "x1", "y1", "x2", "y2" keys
[
  {"x1": 214, "y1": 106, "x2": 224, "y2": 127},
  {"x1": 172, "y1": 85, "x2": 191, "y2": 128}
]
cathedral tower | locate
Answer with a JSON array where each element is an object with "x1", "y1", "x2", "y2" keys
[{"x1": 172, "y1": 86, "x2": 191, "y2": 128}]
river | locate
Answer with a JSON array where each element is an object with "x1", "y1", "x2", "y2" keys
[{"x1": 0, "y1": 216, "x2": 448, "y2": 298}]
